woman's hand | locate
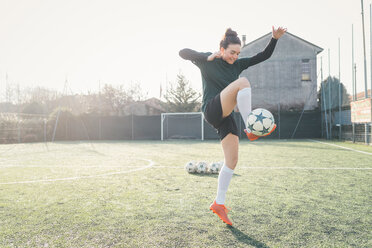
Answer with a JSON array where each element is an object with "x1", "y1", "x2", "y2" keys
[
  {"x1": 207, "y1": 51, "x2": 222, "y2": 61},
  {"x1": 272, "y1": 26, "x2": 287, "y2": 39}
]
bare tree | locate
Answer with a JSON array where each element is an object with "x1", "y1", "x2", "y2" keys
[
  {"x1": 100, "y1": 82, "x2": 146, "y2": 115},
  {"x1": 22, "y1": 87, "x2": 60, "y2": 104},
  {"x1": 5, "y1": 82, "x2": 14, "y2": 103}
]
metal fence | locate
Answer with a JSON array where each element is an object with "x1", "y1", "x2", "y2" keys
[
  {"x1": 0, "y1": 110, "x2": 321, "y2": 144},
  {"x1": 324, "y1": 109, "x2": 372, "y2": 143}
]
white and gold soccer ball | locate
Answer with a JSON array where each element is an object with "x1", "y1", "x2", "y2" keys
[{"x1": 247, "y1": 108, "x2": 275, "y2": 136}]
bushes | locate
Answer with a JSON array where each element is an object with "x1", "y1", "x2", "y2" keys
[
  {"x1": 0, "y1": 108, "x2": 76, "y2": 144},
  {"x1": 0, "y1": 117, "x2": 18, "y2": 144},
  {"x1": 0, "y1": 115, "x2": 46, "y2": 144}
]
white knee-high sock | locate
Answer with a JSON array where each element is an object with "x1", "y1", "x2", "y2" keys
[
  {"x1": 237, "y1": 87, "x2": 252, "y2": 129},
  {"x1": 215, "y1": 164, "x2": 234, "y2": 205}
]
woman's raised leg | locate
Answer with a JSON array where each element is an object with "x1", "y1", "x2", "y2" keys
[{"x1": 220, "y1": 77, "x2": 251, "y2": 118}]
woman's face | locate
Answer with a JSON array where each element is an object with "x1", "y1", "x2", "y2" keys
[{"x1": 221, "y1": 44, "x2": 241, "y2": 64}]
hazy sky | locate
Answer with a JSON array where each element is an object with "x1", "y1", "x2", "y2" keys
[{"x1": 0, "y1": 0, "x2": 371, "y2": 100}]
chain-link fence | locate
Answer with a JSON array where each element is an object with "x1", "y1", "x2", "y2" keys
[
  {"x1": 0, "y1": 109, "x2": 322, "y2": 144},
  {"x1": 317, "y1": 72, "x2": 371, "y2": 144}
]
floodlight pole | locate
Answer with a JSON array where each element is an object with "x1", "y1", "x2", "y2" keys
[
  {"x1": 98, "y1": 80, "x2": 102, "y2": 140},
  {"x1": 5, "y1": 72, "x2": 8, "y2": 102},
  {"x1": 17, "y1": 84, "x2": 21, "y2": 143},
  {"x1": 321, "y1": 57, "x2": 329, "y2": 139},
  {"x1": 352, "y1": 25, "x2": 356, "y2": 102},
  {"x1": 361, "y1": 0, "x2": 368, "y2": 99},
  {"x1": 161, "y1": 113, "x2": 164, "y2": 141},
  {"x1": 361, "y1": 0, "x2": 369, "y2": 144},
  {"x1": 338, "y1": 38, "x2": 342, "y2": 140},
  {"x1": 320, "y1": 67, "x2": 324, "y2": 138},
  {"x1": 370, "y1": 4, "x2": 372, "y2": 144},
  {"x1": 370, "y1": 4, "x2": 372, "y2": 98},
  {"x1": 328, "y1": 49, "x2": 332, "y2": 139},
  {"x1": 352, "y1": 24, "x2": 356, "y2": 143}
]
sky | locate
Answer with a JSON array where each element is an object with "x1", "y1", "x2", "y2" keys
[{"x1": 0, "y1": 0, "x2": 372, "y2": 101}]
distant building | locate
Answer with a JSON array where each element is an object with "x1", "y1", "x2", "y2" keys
[
  {"x1": 125, "y1": 97, "x2": 166, "y2": 115},
  {"x1": 348, "y1": 89, "x2": 371, "y2": 101},
  {"x1": 240, "y1": 32, "x2": 323, "y2": 111}
]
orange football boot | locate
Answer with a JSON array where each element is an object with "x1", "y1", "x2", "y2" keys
[
  {"x1": 244, "y1": 124, "x2": 277, "y2": 141},
  {"x1": 209, "y1": 200, "x2": 232, "y2": 226}
]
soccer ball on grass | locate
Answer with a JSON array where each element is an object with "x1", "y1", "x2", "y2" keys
[
  {"x1": 185, "y1": 161, "x2": 197, "y2": 173},
  {"x1": 208, "y1": 161, "x2": 223, "y2": 174},
  {"x1": 196, "y1": 161, "x2": 208, "y2": 173}
]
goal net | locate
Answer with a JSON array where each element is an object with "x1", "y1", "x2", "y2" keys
[{"x1": 161, "y1": 112, "x2": 204, "y2": 140}]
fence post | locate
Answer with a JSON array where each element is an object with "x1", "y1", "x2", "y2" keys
[
  {"x1": 18, "y1": 119, "x2": 21, "y2": 143},
  {"x1": 278, "y1": 103, "x2": 281, "y2": 139},
  {"x1": 99, "y1": 116, "x2": 102, "y2": 140},
  {"x1": 365, "y1": 123, "x2": 369, "y2": 144},
  {"x1": 44, "y1": 119, "x2": 47, "y2": 143},
  {"x1": 201, "y1": 112, "x2": 204, "y2": 141},
  {"x1": 131, "y1": 114, "x2": 134, "y2": 140}
]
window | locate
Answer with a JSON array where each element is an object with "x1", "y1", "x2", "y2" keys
[{"x1": 301, "y1": 59, "x2": 311, "y2": 81}]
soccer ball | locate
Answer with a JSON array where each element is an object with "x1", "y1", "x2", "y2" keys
[
  {"x1": 185, "y1": 161, "x2": 196, "y2": 173},
  {"x1": 247, "y1": 108, "x2": 275, "y2": 136},
  {"x1": 196, "y1": 161, "x2": 208, "y2": 173},
  {"x1": 208, "y1": 161, "x2": 223, "y2": 174}
]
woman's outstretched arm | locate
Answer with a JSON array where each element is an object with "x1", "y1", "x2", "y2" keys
[
  {"x1": 179, "y1": 48, "x2": 211, "y2": 62},
  {"x1": 238, "y1": 26, "x2": 287, "y2": 70}
]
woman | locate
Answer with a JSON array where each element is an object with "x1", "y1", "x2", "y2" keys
[{"x1": 179, "y1": 26, "x2": 286, "y2": 225}]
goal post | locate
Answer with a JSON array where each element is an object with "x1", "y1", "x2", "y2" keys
[{"x1": 161, "y1": 112, "x2": 204, "y2": 141}]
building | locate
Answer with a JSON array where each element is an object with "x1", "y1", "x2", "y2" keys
[
  {"x1": 125, "y1": 97, "x2": 166, "y2": 115},
  {"x1": 348, "y1": 89, "x2": 371, "y2": 101},
  {"x1": 239, "y1": 32, "x2": 323, "y2": 111}
]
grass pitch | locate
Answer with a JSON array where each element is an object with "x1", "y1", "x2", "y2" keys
[{"x1": 0, "y1": 140, "x2": 371, "y2": 247}]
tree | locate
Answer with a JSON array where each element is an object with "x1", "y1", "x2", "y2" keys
[
  {"x1": 23, "y1": 87, "x2": 59, "y2": 104},
  {"x1": 5, "y1": 81, "x2": 14, "y2": 103},
  {"x1": 318, "y1": 76, "x2": 350, "y2": 110},
  {"x1": 21, "y1": 102, "x2": 45, "y2": 115},
  {"x1": 127, "y1": 82, "x2": 147, "y2": 102},
  {"x1": 101, "y1": 84, "x2": 129, "y2": 115},
  {"x1": 100, "y1": 82, "x2": 146, "y2": 115},
  {"x1": 20, "y1": 87, "x2": 59, "y2": 114},
  {"x1": 164, "y1": 74, "x2": 201, "y2": 112}
]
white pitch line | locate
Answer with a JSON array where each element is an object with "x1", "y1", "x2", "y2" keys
[
  {"x1": 240, "y1": 166, "x2": 372, "y2": 170},
  {"x1": 0, "y1": 159, "x2": 154, "y2": 185},
  {"x1": 308, "y1": 139, "x2": 372, "y2": 156},
  {"x1": 152, "y1": 165, "x2": 372, "y2": 170},
  {"x1": 0, "y1": 165, "x2": 149, "y2": 168}
]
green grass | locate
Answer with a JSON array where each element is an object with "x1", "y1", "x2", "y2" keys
[{"x1": 0, "y1": 140, "x2": 371, "y2": 247}]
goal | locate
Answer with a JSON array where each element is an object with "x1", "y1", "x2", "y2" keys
[{"x1": 161, "y1": 112, "x2": 204, "y2": 140}]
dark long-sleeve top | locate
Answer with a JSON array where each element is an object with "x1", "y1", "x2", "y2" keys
[{"x1": 179, "y1": 37, "x2": 278, "y2": 112}]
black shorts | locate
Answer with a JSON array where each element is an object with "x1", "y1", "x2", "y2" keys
[{"x1": 204, "y1": 94, "x2": 238, "y2": 140}]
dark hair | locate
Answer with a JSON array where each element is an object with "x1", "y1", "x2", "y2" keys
[{"x1": 220, "y1": 28, "x2": 241, "y2": 49}]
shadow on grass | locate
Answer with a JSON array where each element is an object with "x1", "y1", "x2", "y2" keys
[{"x1": 228, "y1": 226, "x2": 270, "y2": 248}]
